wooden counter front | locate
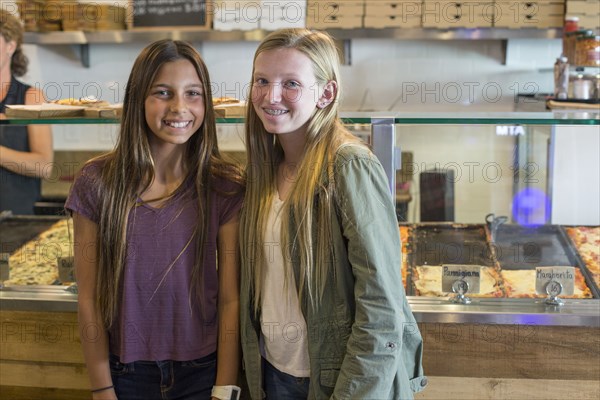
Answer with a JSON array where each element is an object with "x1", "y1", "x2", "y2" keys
[
  {"x1": 0, "y1": 310, "x2": 88, "y2": 400},
  {"x1": 416, "y1": 322, "x2": 600, "y2": 400},
  {"x1": 1, "y1": 311, "x2": 599, "y2": 399}
]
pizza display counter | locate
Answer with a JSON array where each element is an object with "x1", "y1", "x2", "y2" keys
[{"x1": 1, "y1": 112, "x2": 599, "y2": 399}]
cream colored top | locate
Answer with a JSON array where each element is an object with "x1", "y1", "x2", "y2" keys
[{"x1": 260, "y1": 195, "x2": 310, "y2": 377}]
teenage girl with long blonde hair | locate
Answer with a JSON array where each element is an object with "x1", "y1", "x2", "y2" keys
[{"x1": 240, "y1": 28, "x2": 427, "y2": 400}]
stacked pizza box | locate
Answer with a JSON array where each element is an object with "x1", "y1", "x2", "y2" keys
[
  {"x1": 212, "y1": 0, "x2": 260, "y2": 31},
  {"x1": 94, "y1": 4, "x2": 127, "y2": 31},
  {"x1": 566, "y1": 0, "x2": 600, "y2": 30},
  {"x1": 306, "y1": 0, "x2": 365, "y2": 29},
  {"x1": 17, "y1": 0, "x2": 126, "y2": 32},
  {"x1": 422, "y1": 0, "x2": 494, "y2": 28},
  {"x1": 494, "y1": 0, "x2": 565, "y2": 29},
  {"x1": 364, "y1": 1, "x2": 424, "y2": 29},
  {"x1": 62, "y1": 1, "x2": 88, "y2": 31},
  {"x1": 18, "y1": 0, "x2": 62, "y2": 32},
  {"x1": 259, "y1": 0, "x2": 307, "y2": 30}
]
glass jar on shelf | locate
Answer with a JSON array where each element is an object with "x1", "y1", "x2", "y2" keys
[
  {"x1": 569, "y1": 68, "x2": 595, "y2": 100},
  {"x1": 576, "y1": 33, "x2": 599, "y2": 67}
]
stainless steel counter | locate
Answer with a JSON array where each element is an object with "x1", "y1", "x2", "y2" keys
[
  {"x1": 410, "y1": 297, "x2": 600, "y2": 327},
  {"x1": 2, "y1": 287, "x2": 599, "y2": 327},
  {"x1": 1, "y1": 285, "x2": 77, "y2": 312}
]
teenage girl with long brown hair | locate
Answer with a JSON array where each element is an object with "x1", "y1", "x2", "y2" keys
[{"x1": 67, "y1": 39, "x2": 243, "y2": 400}]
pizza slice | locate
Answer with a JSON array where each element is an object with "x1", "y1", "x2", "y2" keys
[
  {"x1": 501, "y1": 268, "x2": 593, "y2": 299},
  {"x1": 6, "y1": 219, "x2": 72, "y2": 286},
  {"x1": 399, "y1": 225, "x2": 411, "y2": 290},
  {"x1": 412, "y1": 265, "x2": 504, "y2": 297},
  {"x1": 565, "y1": 226, "x2": 600, "y2": 288}
]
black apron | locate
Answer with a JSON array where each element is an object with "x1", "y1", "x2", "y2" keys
[{"x1": 1, "y1": 77, "x2": 41, "y2": 215}]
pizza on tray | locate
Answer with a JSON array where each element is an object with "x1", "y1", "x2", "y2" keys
[
  {"x1": 411, "y1": 265, "x2": 504, "y2": 297},
  {"x1": 51, "y1": 97, "x2": 111, "y2": 108},
  {"x1": 5, "y1": 219, "x2": 72, "y2": 286},
  {"x1": 565, "y1": 226, "x2": 600, "y2": 287},
  {"x1": 399, "y1": 225, "x2": 411, "y2": 289},
  {"x1": 501, "y1": 268, "x2": 593, "y2": 299}
]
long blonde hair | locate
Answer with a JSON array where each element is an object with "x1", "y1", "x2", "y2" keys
[
  {"x1": 91, "y1": 40, "x2": 242, "y2": 328},
  {"x1": 240, "y1": 29, "x2": 363, "y2": 313}
]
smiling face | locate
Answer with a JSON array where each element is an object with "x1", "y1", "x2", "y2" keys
[
  {"x1": 251, "y1": 47, "x2": 325, "y2": 139},
  {"x1": 144, "y1": 59, "x2": 205, "y2": 148}
]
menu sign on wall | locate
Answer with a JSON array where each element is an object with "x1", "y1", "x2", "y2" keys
[{"x1": 131, "y1": 0, "x2": 211, "y2": 29}]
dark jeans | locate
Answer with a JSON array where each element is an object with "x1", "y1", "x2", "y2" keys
[
  {"x1": 110, "y1": 352, "x2": 216, "y2": 400},
  {"x1": 263, "y1": 358, "x2": 310, "y2": 400}
]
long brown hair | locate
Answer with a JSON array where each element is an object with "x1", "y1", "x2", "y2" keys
[
  {"x1": 92, "y1": 39, "x2": 242, "y2": 327},
  {"x1": 240, "y1": 29, "x2": 363, "y2": 313},
  {"x1": 0, "y1": 10, "x2": 28, "y2": 76}
]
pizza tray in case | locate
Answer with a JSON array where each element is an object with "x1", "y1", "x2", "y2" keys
[
  {"x1": 559, "y1": 226, "x2": 600, "y2": 297},
  {"x1": 0, "y1": 215, "x2": 66, "y2": 255},
  {"x1": 489, "y1": 224, "x2": 599, "y2": 298},
  {"x1": 411, "y1": 223, "x2": 495, "y2": 267},
  {"x1": 407, "y1": 223, "x2": 496, "y2": 296}
]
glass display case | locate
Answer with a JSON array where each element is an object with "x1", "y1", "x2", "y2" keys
[
  {"x1": 1, "y1": 112, "x2": 599, "y2": 399},
  {"x1": 2, "y1": 111, "x2": 599, "y2": 311}
]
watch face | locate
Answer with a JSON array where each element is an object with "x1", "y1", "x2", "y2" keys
[{"x1": 232, "y1": 388, "x2": 241, "y2": 400}]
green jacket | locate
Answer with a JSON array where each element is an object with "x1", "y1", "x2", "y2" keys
[{"x1": 240, "y1": 144, "x2": 427, "y2": 399}]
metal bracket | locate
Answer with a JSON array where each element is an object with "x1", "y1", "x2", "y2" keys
[{"x1": 371, "y1": 118, "x2": 397, "y2": 197}]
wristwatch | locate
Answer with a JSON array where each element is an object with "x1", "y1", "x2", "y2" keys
[{"x1": 211, "y1": 385, "x2": 241, "y2": 400}]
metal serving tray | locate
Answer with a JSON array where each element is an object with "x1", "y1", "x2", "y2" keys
[
  {"x1": 488, "y1": 224, "x2": 599, "y2": 298},
  {"x1": 407, "y1": 223, "x2": 496, "y2": 296},
  {"x1": 411, "y1": 223, "x2": 494, "y2": 267},
  {"x1": 0, "y1": 215, "x2": 66, "y2": 255}
]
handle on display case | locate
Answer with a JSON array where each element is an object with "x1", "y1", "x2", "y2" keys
[
  {"x1": 485, "y1": 213, "x2": 508, "y2": 242},
  {"x1": 371, "y1": 117, "x2": 401, "y2": 198}
]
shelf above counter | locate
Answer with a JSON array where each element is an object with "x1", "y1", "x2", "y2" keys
[
  {"x1": 23, "y1": 28, "x2": 563, "y2": 67},
  {"x1": 2, "y1": 112, "x2": 599, "y2": 126},
  {"x1": 24, "y1": 27, "x2": 563, "y2": 45}
]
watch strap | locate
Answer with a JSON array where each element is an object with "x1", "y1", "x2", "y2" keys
[{"x1": 211, "y1": 385, "x2": 241, "y2": 400}]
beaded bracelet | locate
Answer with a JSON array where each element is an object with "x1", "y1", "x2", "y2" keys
[{"x1": 91, "y1": 385, "x2": 114, "y2": 393}]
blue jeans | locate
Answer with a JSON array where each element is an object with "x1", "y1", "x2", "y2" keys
[
  {"x1": 110, "y1": 352, "x2": 216, "y2": 400},
  {"x1": 263, "y1": 358, "x2": 310, "y2": 400}
]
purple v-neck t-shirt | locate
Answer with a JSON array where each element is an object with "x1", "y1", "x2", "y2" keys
[{"x1": 66, "y1": 160, "x2": 242, "y2": 363}]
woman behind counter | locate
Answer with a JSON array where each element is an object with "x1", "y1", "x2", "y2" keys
[{"x1": 0, "y1": 10, "x2": 52, "y2": 215}]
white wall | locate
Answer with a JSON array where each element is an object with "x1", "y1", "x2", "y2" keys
[
  {"x1": 23, "y1": 38, "x2": 560, "y2": 152},
  {"x1": 21, "y1": 38, "x2": 560, "y2": 113},
  {"x1": 551, "y1": 125, "x2": 600, "y2": 226}
]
